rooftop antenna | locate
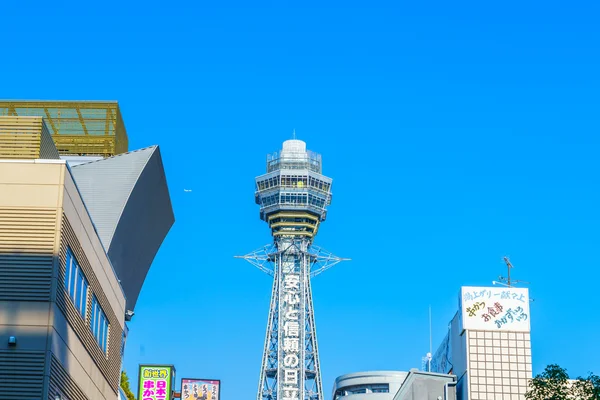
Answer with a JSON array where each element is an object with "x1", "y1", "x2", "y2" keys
[
  {"x1": 422, "y1": 306, "x2": 433, "y2": 371},
  {"x1": 429, "y1": 305, "x2": 432, "y2": 356},
  {"x1": 292, "y1": 129, "x2": 296, "y2": 140},
  {"x1": 493, "y1": 256, "x2": 530, "y2": 288}
]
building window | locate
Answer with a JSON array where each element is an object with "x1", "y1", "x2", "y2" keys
[
  {"x1": 371, "y1": 384, "x2": 389, "y2": 393},
  {"x1": 91, "y1": 295, "x2": 109, "y2": 353},
  {"x1": 64, "y1": 247, "x2": 88, "y2": 319}
]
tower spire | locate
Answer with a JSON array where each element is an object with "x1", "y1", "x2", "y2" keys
[{"x1": 237, "y1": 138, "x2": 347, "y2": 400}]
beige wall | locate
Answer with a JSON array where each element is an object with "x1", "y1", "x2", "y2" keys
[{"x1": 0, "y1": 159, "x2": 125, "y2": 400}]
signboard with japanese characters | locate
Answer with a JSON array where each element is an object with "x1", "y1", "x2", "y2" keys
[
  {"x1": 138, "y1": 365, "x2": 174, "y2": 400},
  {"x1": 181, "y1": 378, "x2": 220, "y2": 400},
  {"x1": 281, "y1": 271, "x2": 301, "y2": 400},
  {"x1": 459, "y1": 286, "x2": 530, "y2": 332}
]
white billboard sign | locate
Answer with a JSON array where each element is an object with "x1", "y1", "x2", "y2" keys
[{"x1": 460, "y1": 286, "x2": 530, "y2": 332}]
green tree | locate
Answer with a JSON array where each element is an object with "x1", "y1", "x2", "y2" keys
[
  {"x1": 526, "y1": 364, "x2": 600, "y2": 400},
  {"x1": 121, "y1": 370, "x2": 136, "y2": 400}
]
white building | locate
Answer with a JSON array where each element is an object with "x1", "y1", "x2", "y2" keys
[
  {"x1": 332, "y1": 370, "x2": 457, "y2": 400},
  {"x1": 431, "y1": 286, "x2": 533, "y2": 400}
]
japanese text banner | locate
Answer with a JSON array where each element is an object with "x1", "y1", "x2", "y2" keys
[
  {"x1": 460, "y1": 286, "x2": 530, "y2": 332},
  {"x1": 181, "y1": 378, "x2": 220, "y2": 400}
]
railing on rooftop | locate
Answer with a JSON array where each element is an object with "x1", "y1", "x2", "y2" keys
[
  {"x1": 0, "y1": 101, "x2": 128, "y2": 157},
  {"x1": 266, "y1": 150, "x2": 322, "y2": 174}
]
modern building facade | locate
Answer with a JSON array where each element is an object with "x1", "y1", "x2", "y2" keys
[
  {"x1": 0, "y1": 102, "x2": 174, "y2": 399},
  {"x1": 0, "y1": 101, "x2": 173, "y2": 313},
  {"x1": 239, "y1": 139, "x2": 345, "y2": 400},
  {"x1": 430, "y1": 286, "x2": 533, "y2": 400},
  {"x1": 332, "y1": 370, "x2": 457, "y2": 400}
]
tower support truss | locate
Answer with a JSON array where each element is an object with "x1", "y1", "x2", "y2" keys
[{"x1": 238, "y1": 239, "x2": 347, "y2": 400}]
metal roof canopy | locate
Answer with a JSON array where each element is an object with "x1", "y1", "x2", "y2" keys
[{"x1": 0, "y1": 100, "x2": 128, "y2": 157}]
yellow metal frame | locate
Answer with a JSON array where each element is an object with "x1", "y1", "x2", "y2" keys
[
  {"x1": 267, "y1": 211, "x2": 321, "y2": 238},
  {"x1": 273, "y1": 231, "x2": 316, "y2": 238},
  {"x1": 0, "y1": 101, "x2": 128, "y2": 157},
  {"x1": 267, "y1": 212, "x2": 320, "y2": 222}
]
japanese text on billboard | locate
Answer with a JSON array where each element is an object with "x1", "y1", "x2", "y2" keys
[
  {"x1": 181, "y1": 378, "x2": 220, "y2": 400},
  {"x1": 460, "y1": 286, "x2": 530, "y2": 332},
  {"x1": 138, "y1": 365, "x2": 173, "y2": 400}
]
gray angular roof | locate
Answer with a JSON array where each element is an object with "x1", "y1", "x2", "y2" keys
[{"x1": 71, "y1": 146, "x2": 174, "y2": 311}]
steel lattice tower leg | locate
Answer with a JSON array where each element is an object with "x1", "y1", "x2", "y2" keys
[{"x1": 236, "y1": 139, "x2": 348, "y2": 400}]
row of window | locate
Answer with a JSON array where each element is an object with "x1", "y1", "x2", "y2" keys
[
  {"x1": 91, "y1": 296, "x2": 109, "y2": 353},
  {"x1": 65, "y1": 250, "x2": 88, "y2": 318},
  {"x1": 64, "y1": 247, "x2": 109, "y2": 354},
  {"x1": 270, "y1": 217, "x2": 317, "y2": 224},
  {"x1": 261, "y1": 193, "x2": 327, "y2": 208},
  {"x1": 273, "y1": 226, "x2": 315, "y2": 234},
  {"x1": 334, "y1": 384, "x2": 389, "y2": 399},
  {"x1": 257, "y1": 175, "x2": 331, "y2": 192},
  {"x1": 469, "y1": 331, "x2": 530, "y2": 340}
]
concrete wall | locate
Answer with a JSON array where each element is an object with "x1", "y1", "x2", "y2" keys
[{"x1": 393, "y1": 371, "x2": 456, "y2": 400}]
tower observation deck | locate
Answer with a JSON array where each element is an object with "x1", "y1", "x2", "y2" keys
[{"x1": 238, "y1": 139, "x2": 346, "y2": 400}]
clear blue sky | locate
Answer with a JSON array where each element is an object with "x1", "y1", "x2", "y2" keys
[{"x1": 3, "y1": 0, "x2": 600, "y2": 397}]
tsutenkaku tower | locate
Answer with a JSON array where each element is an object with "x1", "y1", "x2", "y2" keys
[{"x1": 238, "y1": 139, "x2": 346, "y2": 400}]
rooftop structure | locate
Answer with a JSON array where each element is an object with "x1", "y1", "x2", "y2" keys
[
  {"x1": 239, "y1": 139, "x2": 346, "y2": 400},
  {"x1": 332, "y1": 370, "x2": 457, "y2": 400},
  {"x1": 70, "y1": 146, "x2": 174, "y2": 311},
  {"x1": 0, "y1": 100, "x2": 128, "y2": 157},
  {"x1": 333, "y1": 371, "x2": 408, "y2": 399}
]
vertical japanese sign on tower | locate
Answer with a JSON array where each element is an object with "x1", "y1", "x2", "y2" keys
[
  {"x1": 281, "y1": 269, "x2": 301, "y2": 399},
  {"x1": 138, "y1": 365, "x2": 174, "y2": 400}
]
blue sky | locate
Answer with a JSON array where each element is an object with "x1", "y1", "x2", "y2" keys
[{"x1": 3, "y1": 0, "x2": 600, "y2": 397}]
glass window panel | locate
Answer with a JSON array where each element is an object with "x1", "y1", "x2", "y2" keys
[
  {"x1": 91, "y1": 300, "x2": 97, "y2": 333},
  {"x1": 82, "y1": 280, "x2": 88, "y2": 317},
  {"x1": 90, "y1": 296, "x2": 109, "y2": 354},
  {"x1": 69, "y1": 260, "x2": 77, "y2": 302},
  {"x1": 75, "y1": 273, "x2": 83, "y2": 312},
  {"x1": 65, "y1": 251, "x2": 72, "y2": 289},
  {"x1": 65, "y1": 248, "x2": 88, "y2": 319},
  {"x1": 100, "y1": 315, "x2": 106, "y2": 351},
  {"x1": 104, "y1": 318, "x2": 109, "y2": 352}
]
